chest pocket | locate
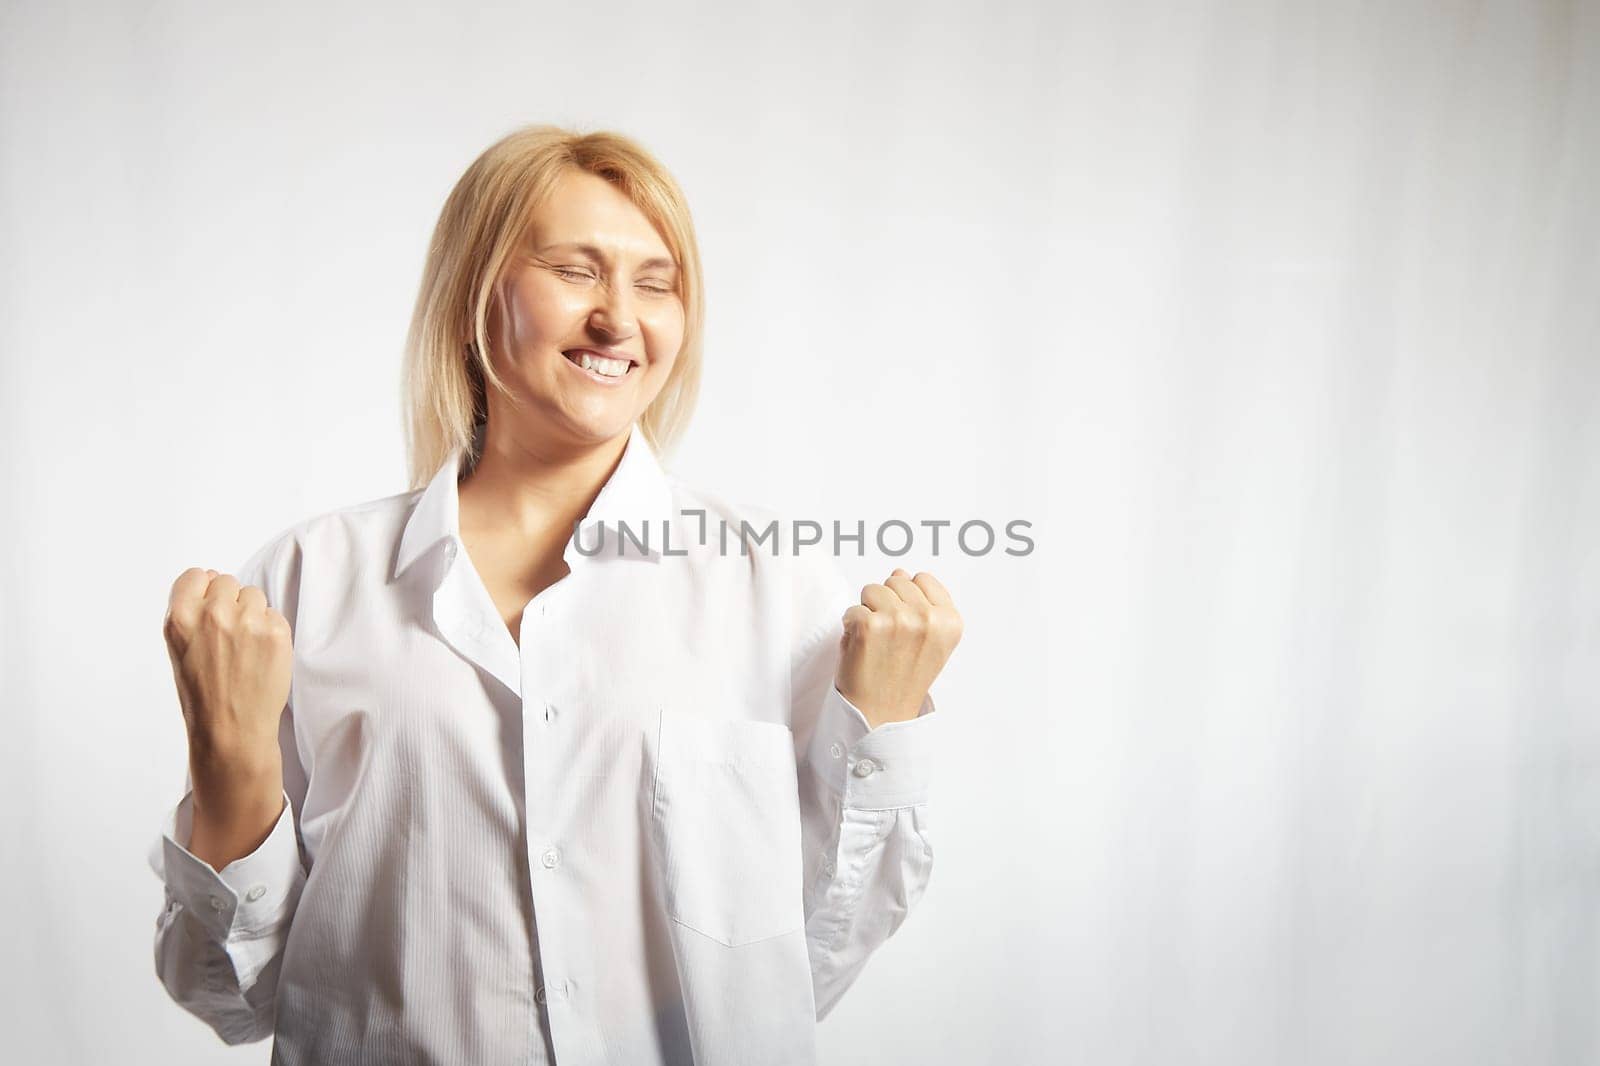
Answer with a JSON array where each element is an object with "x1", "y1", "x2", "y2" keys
[{"x1": 650, "y1": 708, "x2": 805, "y2": 947}]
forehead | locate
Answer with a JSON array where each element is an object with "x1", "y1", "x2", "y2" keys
[{"x1": 526, "y1": 169, "x2": 674, "y2": 263}]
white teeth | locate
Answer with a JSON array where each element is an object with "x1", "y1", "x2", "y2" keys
[{"x1": 576, "y1": 352, "x2": 630, "y2": 377}]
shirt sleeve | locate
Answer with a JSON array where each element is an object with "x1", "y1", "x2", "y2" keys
[
  {"x1": 148, "y1": 527, "x2": 310, "y2": 1045},
  {"x1": 147, "y1": 781, "x2": 306, "y2": 1044},
  {"x1": 787, "y1": 551, "x2": 939, "y2": 1021}
]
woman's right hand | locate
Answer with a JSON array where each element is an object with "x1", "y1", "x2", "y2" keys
[{"x1": 163, "y1": 567, "x2": 292, "y2": 870}]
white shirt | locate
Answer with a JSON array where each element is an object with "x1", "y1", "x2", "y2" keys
[{"x1": 148, "y1": 422, "x2": 938, "y2": 1065}]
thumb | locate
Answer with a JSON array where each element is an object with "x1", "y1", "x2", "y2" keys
[{"x1": 838, "y1": 603, "x2": 870, "y2": 655}]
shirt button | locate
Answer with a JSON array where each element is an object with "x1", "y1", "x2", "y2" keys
[
  {"x1": 445, "y1": 542, "x2": 458, "y2": 561},
  {"x1": 822, "y1": 857, "x2": 836, "y2": 877},
  {"x1": 828, "y1": 742, "x2": 844, "y2": 759},
  {"x1": 244, "y1": 884, "x2": 267, "y2": 903},
  {"x1": 852, "y1": 757, "x2": 878, "y2": 778},
  {"x1": 208, "y1": 895, "x2": 227, "y2": 911},
  {"x1": 541, "y1": 847, "x2": 562, "y2": 869},
  {"x1": 535, "y1": 985, "x2": 547, "y2": 1004}
]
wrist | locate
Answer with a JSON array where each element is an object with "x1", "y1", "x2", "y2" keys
[
  {"x1": 186, "y1": 791, "x2": 285, "y2": 873},
  {"x1": 188, "y1": 722, "x2": 279, "y2": 772},
  {"x1": 833, "y1": 684, "x2": 922, "y2": 730},
  {"x1": 189, "y1": 749, "x2": 282, "y2": 813}
]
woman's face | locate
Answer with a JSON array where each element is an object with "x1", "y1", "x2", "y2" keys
[{"x1": 484, "y1": 169, "x2": 685, "y2": 449}]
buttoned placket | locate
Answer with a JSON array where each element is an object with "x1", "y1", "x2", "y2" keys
[
  {"x1": 400, "y1": 425, "x2": 675, "y2": 1062},
  {"x1": 515, "y1": 516, "x2": 660, "y2": 1060},
  {"x1": 520, "y1": 563, "x2": 573, "y2": 1045},
  {"x1": 430, "y1": 531, "x2": 585, "y2": 1053}
]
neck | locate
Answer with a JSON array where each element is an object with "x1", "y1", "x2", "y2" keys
[{"x1": 459, "y1": 423, "x2": 631, "y2": 543}]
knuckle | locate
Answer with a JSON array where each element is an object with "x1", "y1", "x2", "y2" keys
[{"x1": 200, "y1": 599, "x2": 233, "y2": 628}]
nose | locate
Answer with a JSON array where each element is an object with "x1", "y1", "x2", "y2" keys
[{"x1": 588, "y1": 277, "x2": 638, "y2": 343}]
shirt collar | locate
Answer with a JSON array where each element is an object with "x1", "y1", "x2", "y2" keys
[{"x1": 393, "y1": 421, "x2": 675, "y2": 581}]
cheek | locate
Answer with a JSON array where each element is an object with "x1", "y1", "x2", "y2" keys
[
  {"x1": 643, "y1": 304, "x2": 687, "y2": 362},
  {"x1": 501, "y1": 278, "x2": 578, "y2": 348}
]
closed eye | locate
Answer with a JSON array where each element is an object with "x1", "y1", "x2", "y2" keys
[{"x1": 551, "y1": 265, "x2": 674, "y2": 297}]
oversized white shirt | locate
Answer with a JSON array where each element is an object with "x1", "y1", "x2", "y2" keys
[{"x1": 147, "y1": 422, "x2": 938, "y2": 1065}]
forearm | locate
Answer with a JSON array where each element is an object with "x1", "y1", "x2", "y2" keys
[{"x1": 187, "y1": 749, "x2": 285, "y2": 871}]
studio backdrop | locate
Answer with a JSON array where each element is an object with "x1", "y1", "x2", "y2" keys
[{"x1": 1, "y1": 2, "x2": 1596, "y2": 1064}]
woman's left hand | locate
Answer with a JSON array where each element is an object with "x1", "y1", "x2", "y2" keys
[{"x1": 835, "y1": 568, "x2": 963, "y2": 728}]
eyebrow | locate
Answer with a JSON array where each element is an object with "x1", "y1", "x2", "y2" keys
[{"x1": 537, "y1": 242, "x2": 679, "y2": 274}]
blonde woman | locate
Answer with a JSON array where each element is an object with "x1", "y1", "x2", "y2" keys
[{"x1": 152, "y1": 125, "x2": 961, "y2": 1065}]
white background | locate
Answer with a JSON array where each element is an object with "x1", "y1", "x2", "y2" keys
[{"x1": 2, "y1": 2, "x2": 1597, "y2": 1064}]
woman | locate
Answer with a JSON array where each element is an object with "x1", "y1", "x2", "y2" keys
[{"x1": 151, "y1": 125, "x2": 961, "y2": 1065}]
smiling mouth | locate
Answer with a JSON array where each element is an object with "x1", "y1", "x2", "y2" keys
[{"x1": 562, "y1": 349, "x2": 637, "y2": 379}]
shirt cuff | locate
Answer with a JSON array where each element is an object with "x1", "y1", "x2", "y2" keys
[
  {"x1": 151, "y1": 789, "x2": 304, "y2": 942},
  {"x1": 806, "y1": 686, "x2": 937, "y2": 810}
]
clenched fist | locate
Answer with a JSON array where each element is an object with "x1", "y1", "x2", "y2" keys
[
  {"x1": 163, "y1": 567, "x2": 291, "y2": 870},
  {"x1": 165, "y1": 567, "x2": 293, "y2": 761},
  {"x1": 835, "y1": 568, "x2": 962, "y2": 729}
]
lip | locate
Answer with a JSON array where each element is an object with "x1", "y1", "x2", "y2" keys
[
  {"x1": 564, "y1": 347, "x2": 639, "y2": 366},
  {"x1": 562, "y1": 348, "x2": 638, "y2": 386}
]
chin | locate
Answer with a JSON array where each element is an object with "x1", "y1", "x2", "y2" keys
[{"x1": 552, "y1": 407, "x2": 637, "y2": 444}]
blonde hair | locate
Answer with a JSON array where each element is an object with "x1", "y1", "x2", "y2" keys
[{"x1": 400, "y1": 124, "x2": 705, "y2": 489}]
